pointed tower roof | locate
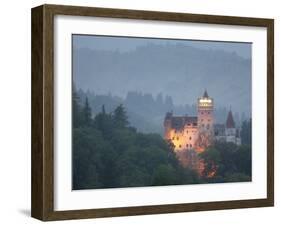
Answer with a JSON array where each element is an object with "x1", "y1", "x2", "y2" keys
[
  {"x1": 203, "y1": 89, "x2": 209, "y2": 98},
  {"x1": 226, "y1": 110, "x2": 235, "y2": 128}
]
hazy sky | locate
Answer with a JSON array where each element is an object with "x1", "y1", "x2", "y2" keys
[
  {"x1": 72, "y1": 34, "x2": 252, "y2": 115},
  {"x1": 73, "y1": 34, "x2": 251, "y2": 59}
]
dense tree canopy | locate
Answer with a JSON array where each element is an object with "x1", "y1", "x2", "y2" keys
[
  {"x1": 199, "y1": 141, "x2": 251, "y2": 183},
  {"x1": 241, "y1": 119, "x2": 252, "y2": 146},
  {"x1": 72, "y1": 93, "x2": 199, "y2": 189}
]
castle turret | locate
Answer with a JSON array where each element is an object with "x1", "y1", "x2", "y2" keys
[
  {"x1": 226, "y1": 110, "x2": 235, "y2": 129},
  {"x1": 225, "y1": 110, "x2": 238, "y2": 143},
  {"x1": 197, "y1": 89, "x2": 214, "y2": 132},
  {"x1": 195, "y1": 90, "x2": 214, "y2": 151}
]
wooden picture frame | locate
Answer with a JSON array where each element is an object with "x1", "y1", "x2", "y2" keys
[{"x1": 31, "y1": 4, "x2": 274, "y2": 221}]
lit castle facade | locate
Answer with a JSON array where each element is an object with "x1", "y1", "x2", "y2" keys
[{"x1": 164, "y1": 90, "x2": 241, "y2": 172}]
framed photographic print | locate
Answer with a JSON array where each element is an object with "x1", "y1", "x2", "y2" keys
[{"x1": 31, "y1": 4, "x2": 274, "y2": 221}]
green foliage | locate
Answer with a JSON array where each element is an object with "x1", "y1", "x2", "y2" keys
[
  {"x1": 72, "y1": 91, "x2": 251, "y2": 189},
  {"x1": 224, "y1": 172, "x2": 251, "y2": 182},
  {"x1": 199, "y1": 141, "x2": 251, "y2": 183},
  {"x1": 199, "y1": 147, "x2": 221, "y2": 178},
  {"x1": 93, "y1": 105, "x2": 114, "y2": 140},
  {"x1": 82, "y1": 97, "x2": 92, "y2": 126},
  {"x1": 241, "y1": 119, "x2": 252, "y2": 146},
  {"x1": 113, "y1": 104, "x2": 129, "y2": 128},
  {"x1": 72, "y1": 127, "x2": 104, "y2": 189},
  {"x1": 72, "y1": 94, "x2": 198, "y2": 189},
  {"x1": 72, "y1": 88, "x2": 82, "y2": 128},
  {"x1": 234, "y1": 145, "x2": 252, "y2": 176},
  {"x1": 152, "y1": 164, "x2": 178, "y2": 186}
]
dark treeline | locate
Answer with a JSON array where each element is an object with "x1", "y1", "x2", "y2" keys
[
  {"x1": 200, "y1": 118, "x2": 252, "y2": 182},
  {"x1": 77, "y1": 89, "x2": 247, "y2": 135},
  {"x1": 199, "y1": 141, "x2": 251, "y2": 183},
  {"x1": 72, "y1": 91, "x2": 199, "y2": 190},
  {"x1": 241, "y1": 119, "x2": 252, "y2": 146}
]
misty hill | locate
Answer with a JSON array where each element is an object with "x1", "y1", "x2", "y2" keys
[
  {"x1": 73, "y1": 43, "x2": 252, "y2": 116},
  {"x1": 77, "y1": 90, "x2": 246, "y2": 135}
]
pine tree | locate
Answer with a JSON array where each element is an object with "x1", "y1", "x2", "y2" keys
[
  {"x1": 82, "y1": 97, "x2": 92, "y2": 126},
  {"x1": 102, "y1": 104, "x2": 106, "y2": 115},
  {"x1": 73, "y1": 86, "x2": 81, "y2": 128},
  {"x1": 113, "y1": 104, "x2": 129, "y2": 128},
  {"x1": 241, "y1": 119, "x2": 252, "y2": 146}
]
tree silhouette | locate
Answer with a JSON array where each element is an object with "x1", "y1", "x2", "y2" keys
[
  {"x1": 72, "y1": 87, "x2": 82, "y2": 128},
  {"x1": 113, "y1": 104, "x2": 129, "y2": 128},
  {"x1": 241, "y1": 119, "x2": 252, "y2": 146},
  {"x1": 82, "y1": 97, "x2": 92, "y2": 126}
]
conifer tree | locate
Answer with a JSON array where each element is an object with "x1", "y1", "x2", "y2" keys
[
  {"x1": 241, "y1": 119, "x2": 252, "y2": 146},
  {"x1": 102, "y1": 104, "x2": 106, "y2": 115},
  {"x1": 82, "y1": 97, "x2": 92, "y2": 126},
  {"x1": 73, "y1": 86, "x2": 81, "y2": 128},
  {"x1": 113, "y1": 104, "x2": 129, "y2": 128}
]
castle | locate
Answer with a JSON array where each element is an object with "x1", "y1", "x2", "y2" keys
[{"x1": 164, "y1": 90, "x2": 241, "y2": 173}]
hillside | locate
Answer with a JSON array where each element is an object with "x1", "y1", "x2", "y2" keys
[{"x1": 73, "y1": 43, "x2": 252, "y2": 116}]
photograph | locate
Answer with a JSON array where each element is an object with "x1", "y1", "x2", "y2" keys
[
  {"x1": 72, "y1": 35, "x2": 252, "y2": 190},
  {"x1": 30, "y1": 4, "x2": 274, "y2": 221}
]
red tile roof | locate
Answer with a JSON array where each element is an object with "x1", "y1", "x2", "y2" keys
[{"x1": 226, "y1": 110, "x2": 235, "y2": 128}]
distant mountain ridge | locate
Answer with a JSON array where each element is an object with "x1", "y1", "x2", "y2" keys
[{"x1": 73, "y1": 43, "x2": 251, "y2": 116}]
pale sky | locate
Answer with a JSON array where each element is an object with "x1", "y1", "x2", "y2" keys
[{"x1": 73, "y1": 34, "x2": 252, "y2": 59}]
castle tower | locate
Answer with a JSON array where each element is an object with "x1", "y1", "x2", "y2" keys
[
  {"x1": 197, "y1": 90, "x2": 214, "y2": 132},
  {"x1": 196, "y1": 90, "x2": 214, "y2": 151}
]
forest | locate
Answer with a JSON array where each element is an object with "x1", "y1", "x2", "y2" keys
[
  {"x1": 76, "y1": 89, "x2": 248, "y2": 135},
  {"x1": 72, "y1": 92, "x2": 252, "y2": 190}
]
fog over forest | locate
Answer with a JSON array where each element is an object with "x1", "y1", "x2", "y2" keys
[{"x1": 73, "y1": 35, "x2": 252, "y2": 134}]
